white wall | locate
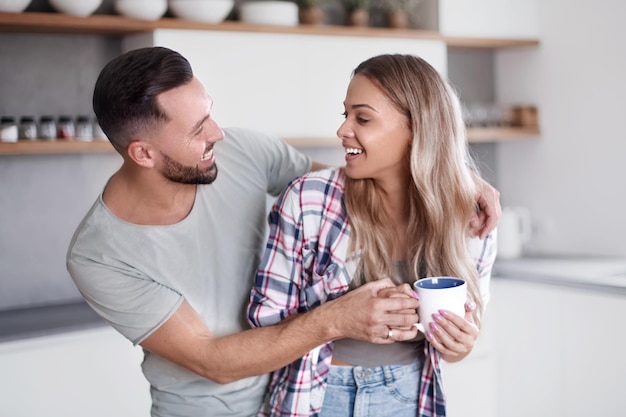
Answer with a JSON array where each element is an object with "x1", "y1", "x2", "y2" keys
[
  {"x1": 124, "y1": 30, "x2": 447, "y2": 141},
  {"x1": 495, "y1": 0, "x2": 626, "y2": 257},
  {"x1": 439, "y1": 0, "x2": 539, "y2": 38}
]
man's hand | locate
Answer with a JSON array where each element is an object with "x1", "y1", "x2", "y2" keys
[
  {"x1": 470, "y1": 175, "x2": 501, "y2": 239},
  {"x1": 324, "y1": 279, "x2": 419, "y2": 344}
]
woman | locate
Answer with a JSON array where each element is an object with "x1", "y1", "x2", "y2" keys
[{"x1": 247, "y1": 54, "x2": 497, "y2": 417}]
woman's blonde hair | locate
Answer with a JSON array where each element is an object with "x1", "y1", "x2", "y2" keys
[{"x1": 344, "y1": 54, "x2": 484, "y2": 326}]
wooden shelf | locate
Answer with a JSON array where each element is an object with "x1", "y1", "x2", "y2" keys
[
  {"x1": 284, "y1": 137, "x2": 341, "y2": 148},
  {"x1": 445, "y1": 36, "x2": 539, "y2": 49},
  {"x1": 0, "y1": 12, "x2": 539, "y2": 49},
  {"x1": 285, "y1": 129, "x2": 544, "y2": 146},
  {"x1": 0, "y1": 128, "x2": 540, "y2": 155},
  {"x1": 0, "y1": 11, "x2": 541, "y2": 156},
  {"x1": 466, "y1": 126, "x2": 541, "y2": 143},
  {"x1": 0, "y1": 140, "x2": 114, "y2": 155}
]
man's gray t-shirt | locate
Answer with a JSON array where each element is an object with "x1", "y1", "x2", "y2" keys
[{"x1": 67, "y1": 127, "x2": 311, "y2": 417}]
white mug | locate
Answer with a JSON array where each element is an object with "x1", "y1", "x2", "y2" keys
[{"x1": 413, "y1": 277, "x2": 467, "y2": 334}]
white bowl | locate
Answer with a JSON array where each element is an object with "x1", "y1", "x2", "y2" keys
[
  {"x1": 169, "y1": 0, "x2": 234, "y2": 23},
  {"x1": 115, "y1": 0, "x2": 167, "y2": 20},
  {"x1": 239, "y1": 1, "x2": 298, "y2": 26},
  {"x1": 49, "y1": 0, "x2": 102, "y2": 16},
  {"x1": 0, "y1": 0, "x2": 32, "y2": 13}
]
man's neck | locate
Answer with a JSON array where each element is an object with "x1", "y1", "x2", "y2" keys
[{"x1": 102, "y1": 166, "x2": 197, "y2": 226}]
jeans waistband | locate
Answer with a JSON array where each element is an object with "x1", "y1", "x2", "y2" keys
[{"x1": 327, "y1": 359, "x2": 422, "y2": 386}]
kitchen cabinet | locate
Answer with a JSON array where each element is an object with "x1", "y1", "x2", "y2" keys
[
  {"x1": 441, "y1": 265, "x2": 626, "y2": 417},
  {"x1": 491, "y1": 279, "x2": 626, "y2": 417},
  {"x1": 0, "y1": 326, "x2": 150, "y2": 417},
  {"x1": 0, "y1": 11, "x2": 540, "y2": 155},
  {"x1": 441, "y1": 300, "x2": 497, "y2": 417}
]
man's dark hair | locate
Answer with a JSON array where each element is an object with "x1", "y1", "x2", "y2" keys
[{"x1": 93, "y1": 46, "x2": 194, "y2": 152}]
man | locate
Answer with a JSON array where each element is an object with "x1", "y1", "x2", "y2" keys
[{"x1": 67, "y1": 47, "x2": 499, "y2": 417}]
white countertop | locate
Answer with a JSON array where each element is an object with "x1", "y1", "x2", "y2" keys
[
  {"x1": 493, "y1": 256, "x2": 626, "y2": 293},
  {"x1": 0, "y1": 301, "x2": 105, "y2": 342}
]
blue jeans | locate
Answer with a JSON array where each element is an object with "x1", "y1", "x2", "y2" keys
[{"x1": 319, "y1": 359, "x2": 422, "y2": 417}]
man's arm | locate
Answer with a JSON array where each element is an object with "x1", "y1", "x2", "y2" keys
[{"x1": 140, "y1": 278, "x2": 418, "y2": 384}]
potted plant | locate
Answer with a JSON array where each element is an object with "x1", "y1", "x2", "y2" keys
[
  {"x1": 296, "y1": 0, "x2": 325, "y2": 25},
  {"x1": 342, "y1": 0, "x2": 370, "y2": 27},
  {"x1": 379, "y1": 0, "x2": 422, "y2": 29}
]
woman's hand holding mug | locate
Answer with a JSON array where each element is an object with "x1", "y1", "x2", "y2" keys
[{"x1": 412, "y1": 277, "x2": 479, "y2": 362}]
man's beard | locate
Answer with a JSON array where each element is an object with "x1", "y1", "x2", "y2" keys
[{"x1": 159, "y1": 152, "x2": 218, "y2": 185}]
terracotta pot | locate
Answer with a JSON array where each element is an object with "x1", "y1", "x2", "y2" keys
[
  {"x1": 346, "y1": 8, "x2": 369, "y2": 27},
  {"x1": 299, "y1": 6, "x2": 325, "y2": 25},
  {"x1": 387, "y1": 11, "x2": 408, "y2": 29}
]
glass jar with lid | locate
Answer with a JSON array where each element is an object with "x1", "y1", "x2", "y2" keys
[
  {"x1": 39, "y1": 116, "x2": 57, "y2": 140},
  {"x1": 0, "y1": 116, "x2": 18, "y2": 143},
  {"x1": 18, "y1": 116, "x2": 38, "y2": 140},
  {"x1": 57, "y1": 115, "x2": 75, "y2": 139}
]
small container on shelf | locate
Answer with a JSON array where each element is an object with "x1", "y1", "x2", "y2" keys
[
  {"x1": 0, "y1": 116, "x2": 18, "y2": 143},
  {"x1": 18, "y1": 116, "x2": 38, "y2": 140},
  {"x1": 57, "y1": 115, "x2": 75, "y2": 139},
  {"x1": 509, "y1": 105, "x2": 539, "y2": 128},
  {"x1": 39, "y1": 115, "x2": 57, "y2": 140},
  {"x1": 75, "y1": 115, "x2": 93, "y2": 141},
  {"x1": 463, "y1": 102, "x2": 506, "y2": 127}
]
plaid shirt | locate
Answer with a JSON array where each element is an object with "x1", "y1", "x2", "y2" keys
[{"x1": 248, "y1": 168, "x2": 497, "y2": 417}]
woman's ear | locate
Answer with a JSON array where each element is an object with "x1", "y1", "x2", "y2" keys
[{"x1": 127, "y1": 141, "x2": 157, "y2": 168}]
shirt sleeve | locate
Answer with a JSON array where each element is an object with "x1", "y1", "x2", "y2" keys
[
  {"x1": 264, "y1": 137, "x2": 313, "y2": 197},
  {"x1": 247, "y1": 169, "x2": 351, "y2": 329},
  {"x1": 469, "y1": 228, "x2": 498, "y2": 307},
  {"x1": 66, "y1": 215, "x2": 184, "y2": 345},
  {"x1": 225, "y1": 127, "x2": 312, "y2": 196},
  {"x1": 247, "y1": 176, "x2": 307, "y2": 328},
  {"x1": 69, "y1": 257, "x2": 183, "y2": 345}
]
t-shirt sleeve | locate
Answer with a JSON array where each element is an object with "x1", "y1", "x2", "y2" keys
[
  {"x1": 264, "y1": 139, "x2": 312, "y2": 196},
  {"x1": 67, "y1": 227, "x2": 183, "y2": 346},
  {"x1": 225, "y1": 128, "x2": 312, "y2": 196}
]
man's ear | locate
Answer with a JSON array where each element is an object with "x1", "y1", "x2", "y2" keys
[{"x1": 127, "y1": 141, "x2": 157, "y2": 168}]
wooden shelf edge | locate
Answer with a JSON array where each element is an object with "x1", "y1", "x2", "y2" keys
[
  {"x1": 283, "y1": 137, "x2": 341, "y2": 148},
  {"x1": 0, "y1": 11, "x2": 154, "y2": 35},
  {"x1": 0, "y1": 12, "x2": 539, "y2": 48},
  {"x1": 285, "y1": 128, "x2": 542, "y2": 147},
  {"x1": 0, "y1": 140, "x2": 114, "y2": 155},
  {"x1": 467, "y1": 126, "x2": 541, "y2": 143},
  {"x1": 445, "y1": 36, "x2": 540, "y2": 49},
  {"x1": 0, "y1": 128, "x2": 540, "y2": 155}
]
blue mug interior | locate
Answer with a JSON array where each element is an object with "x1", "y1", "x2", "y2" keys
[{"x1": 415, "y1": 277, "x2": 464, "y2": 289}]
